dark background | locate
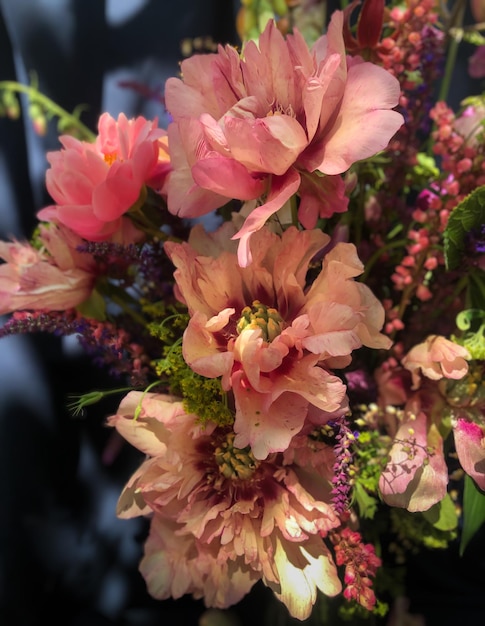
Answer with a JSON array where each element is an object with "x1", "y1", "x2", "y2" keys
[
  {"x1": 1, "y1": 1, "x2": 485, "y2": 625},
  {"x1": 0, "y1": 2, "x2": 242, "y2": 624}
]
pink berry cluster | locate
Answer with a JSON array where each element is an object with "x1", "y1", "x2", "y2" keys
[
  {"x1": 381, "y1": 0, "x2": 444, "y2": 193},
  {"x1": 330, "y1": 526, "x2": 382, "y2": 611},
  {"x1": 383, "y1": 99, "x2": 485, "y2": 337},
  {"x1": 430, "y1": 100, "x2": 485, "y2": 214}
]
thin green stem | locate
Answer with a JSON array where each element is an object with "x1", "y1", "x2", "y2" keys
[
  {"x1": 437, "y1": 0, "x2": 466, "y2": 104},
  {"x1": 0, "y1": 80, "x2": 95, "y2": 141},
  {"x1": 109, "y1": 294, "x2": 148, "y2": 327},
  {"x1": 360, "y1": 238, "x2": 409, "y2": 282}
]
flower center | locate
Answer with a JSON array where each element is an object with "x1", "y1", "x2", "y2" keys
[
  {"x1": 214, "y1": 432, "x2": 258, "y2": 481},
  {"x1": 267, "y1": 102, "x2": 295, "y2": 117},
  {"x1": 103, "y1": 152, "x2": 118, "y2": 166},
  {"x1": 236, "y1": 300, "x2": 284, "y2": 342}
]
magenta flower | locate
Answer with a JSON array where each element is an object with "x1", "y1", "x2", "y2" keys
[
  {"x1": 453, "y1": 418, "x2": 485, "y2": 491},
  {"x1": 108, "y1": 391, "x2": 342, "y2": 620},
  {"x1": 0, "y1": 224, "x2": 96, "y2": 315},
  {"x1": 165, "y1": 223, "x2": 390, "y2": 459},
  {"x1": 38, "y1": 113, "x2": 170, "y2": 241},
  {"x1": 163, "y1": 11, "x2": 403, "y2": 265}
]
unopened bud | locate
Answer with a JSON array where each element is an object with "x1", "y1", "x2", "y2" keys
[
  {"x1": 1, "y1": 90, "x2": 20, "y2": 119},
  {"x1": 28, "y1": 102, "x2": 47, "y2": 135}
]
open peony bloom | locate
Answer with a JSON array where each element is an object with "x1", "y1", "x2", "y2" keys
[
  {"x1": 37, "y1": 113, "x2": 170, "y2": 241},
  {"x1": 164, "y1": 10, "x2": 403, "y2": 266},
  {"x1": 108, "y1": 391, "x2": 342, "y2": 620},
  {"x1": 401, "y1": 335, "x2": 470, "y2": 390},
  {"x1": 164, "y1": 223, "x2": 391, "y2": 459},
  {"x1": 0, "y1": 224, "x2": 96, "y2": 315}
]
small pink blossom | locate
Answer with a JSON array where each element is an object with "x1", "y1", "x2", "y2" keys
[
  {"x1": 38, "y1": 113, "x2": 170, "y2": 241},
  {"x1": 109, "y1": 391, "x2": 342, "y2": 620},
  {"x1": 165, "y1": 223, "x2": 390, "y2": 459},
  {"x1": 401, "y1": 335, "x2": 470, "y2": 390},
  {"x1": 0, "y1": 224, "x2": 96, "y2": 315},
  {"x1": 164, "y1": 11, "x2": 403, "y2": 265}
]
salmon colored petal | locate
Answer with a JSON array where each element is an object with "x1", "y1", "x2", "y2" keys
[
  {"x1": 192, "y1": 156, "x2": 267, "y2": 200},
  {"x1": 224, "y1": 115, "x2": 308, "y2": 175},
  {"x1": 316, "y1": 62, "x2": 403, "y2": 175},
  {"x1": 232, "y1": 168, "x2": 301, "y2": 267},
  {"x1": 232, "y1": 371, "x2": 308, "y2": 459}
]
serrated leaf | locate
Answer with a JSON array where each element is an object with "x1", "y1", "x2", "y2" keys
[
  {"x1": 443, "y1": 185, "x2": 485, "y2": 270},
  {"x1": 459, "y1": 474, "x2": 485, "y2": 556},
  {"x1": 422, "y1": 493, "x2": 458, "y2": 531}
]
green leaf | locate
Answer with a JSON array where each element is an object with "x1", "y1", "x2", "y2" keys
[
  {"x1": 443, "y1": 185, "x2": 485, "y2": 270},
  {"x1": 422, "y1": 493, "x2": 458, "y2": 531},
  {"x1": 353, "y1": 482, "x2": 378, "y2": 519},
  {"x1": 75, "y1": 289, "x2": 106, "y2": 321},
  {"x1": 459, "y1": 474, "x2": 485, "y2": 556}
]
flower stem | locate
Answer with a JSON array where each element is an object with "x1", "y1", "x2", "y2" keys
[
  {"x1": 437, "y1": 0, "x2": 467, "y2": 104},
  {"x1": 0, "y1": 79, "x2": 95, "y2": 141}
]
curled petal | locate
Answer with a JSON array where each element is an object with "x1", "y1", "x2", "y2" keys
[
  {"x1": 224, "y1": 114, "x2": 308, "y2": 175},
  {"x1": 232, "y1": 168, "x2": 301, "y2": 267}
]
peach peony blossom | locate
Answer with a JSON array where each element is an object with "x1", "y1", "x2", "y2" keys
[
  {"x1": 165, "y1": 223, "x2": 391, "y2": 459},
  {"x1": 0, "y1": 224, "x2": 96, "y2": 314},
  {"x1": 163, "y1": 11, "x2": 403, "y2": 266},
  {"x1": 37, "y1": 113, "x2": 170, "y2": 241},
  {"x1": 401, "y1": 335, "x2": 470, "y2": 390},
  {"x1": 108, "y1": 391, "x2": 342, "y2": 620}
]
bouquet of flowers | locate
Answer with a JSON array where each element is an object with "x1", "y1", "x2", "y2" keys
[{"x1": 1, "y1": 0, "x2": 485, "y2": 623}]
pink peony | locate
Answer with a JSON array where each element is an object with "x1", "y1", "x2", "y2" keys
[
  {"x1": 401, "y1": 335, "x2": 470, "y2": 390},
  {"x1": 164, "y1": 223, "x2": 391, "y2": 459},
  {"x1": 37, "y1": 113, "x2": 170, "y2": 241},
  {"x1": 109, "y1": 391, "x2": 342, "y2": 620},
  {"x1": 0, "y1": 224, "x2": 96, "y2": 314},
  {"x1": 163, "y1": 11, "x2": 403, "y2": 265}
]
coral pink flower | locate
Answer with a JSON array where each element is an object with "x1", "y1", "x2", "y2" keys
[
  {"x1": 453, "y1": 418, "x2": 485, "y2": 491},
  {"x1": 38, "y1": 113, "x2": 170, "y2": 241},
  {"x1": 0, "y1": 224, "x2": 96, "y2": 314},
  {"x1": 165, "y1": 223, "x2": 391, "y2": 459},
  {"x1": 163, "y1": 11, "x2": 403, "y2": 266},
  {"x1": 401, "y1": 335, "x2": 470, "y2": 390},
  {"x1": 108, "y1": 391, "x2": 342, "y2": 620},
  {"x1": 378, "y1": 392, "x2": 448, "y2": 512}
]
